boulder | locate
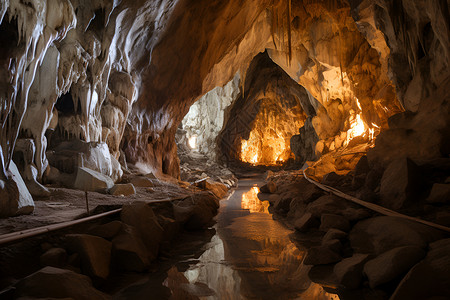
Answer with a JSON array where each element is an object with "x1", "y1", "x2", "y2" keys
[
  {"x1": 88, "y1": 221, "x2": 124, "y2": 240},
  {"x1": 109, "y1": 183, "x2": 136, "y2": 196},
  {"x1": 65, "y1": 234, "x2": 112, "y2": 280},
  {"x1": 379, "y1": 158, "x2": 423, "y2": 209},
  {"x1": 260, "y1": 181, "x2": 277, "y2": 193},
  {"x1": 74, "y1": 167, "x2": 114, "y2": 193},
  {"x1": 322, "y1": 229, "x2": 347, "y2": 244},
  {"x1": 111, "y1": 224, "x2": 150, "y2": 272},
  {"x1": 0, "y1": 161, "x2": 34, "y2": 217},
  {"x1": 294, "y1": 212, "x2": 319, "y2": 232},
  {"x1": 333, "y1": 254, "x2": 371, "y2": 290},
  {"x1": 40, "y1": 248, "x2": 68, "y2": 268},
  {"x1": 321, "y1": 172, "x2": 344, "y2": 186},
  {"x1": 173, "y1": 193, "x2": 219, "y2": 230},
  {"x1": 322, "y1": 239, "x2": 343, "y2": 254},
  {"x1": 304, "y1": 245, "x2": 342, "y2": 265},
  {"x1": 391, "y1": 239, "x2": 450, "y2": 300},
  {"x1": 196, "y1": 179, "x2": 228, "y2": 198},
  {"x1": 363, "y1": 246, "x2": 426, "y2": 288},
  {"x1": 320, "y1": 214, "x2": 351, "y2": 232},
  {"x1": 354, "y1": 156, "x2": 370, "y2": 177},
  {"x1": 158, "y1": 215, "x2": 180, "y2": 242},
  {"x1": 426, "y1": 183, "x2": 450, "y2": 204},
  {"x1": 349, "y1": 216, "x2": 445, "y2": 255},
  {"x1": 14, "y1": 267, "x2": 109, "y2": 300},
  {"x1": 130, "y1": 176, "x2": 154, "y2": 187},
  {"x1": 121, "y1": 202, "x2": 164, "y2": 259}
]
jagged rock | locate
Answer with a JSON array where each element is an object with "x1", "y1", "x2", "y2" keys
[
  {"x1": 308, "y1": 265, "x2": 338, "y2": 288},
  {"x1": 349, "y1": 216, "x2": 445, "y2": 255},
  {"x1": 426, "y1": 183, "x2": 450, "y2": 204},
  {"x1": 321, "y1": 172, "x2": 344, "y2": 186},
  {"x1": 203, "y1": 179, "x2": 228, "y2": 198},
  {"x1": 109, "y1": 183, "x2": 136, "y2": 196},
  {"x1": 260, "y1": 181, "x2": 277, "y2": 194},
  {"x1": 304, "y1": 245, "x2": 342, "y2": 265},
  {"x1": 333, "y1": 254, "x2": 371, "y2": 290},
  {"x1": 294, "y1": 212, "x2": 319, "y2": 232},
  {"x1": 111, "y1": 224, "x2": 150, "y2": 272},
  {"x1": 73, "y1": 167, "x2": 114, "y2": 193},
  {"x1": 40, "y1": 248, "x2": 68, "y2": 268},
  {"x1": 322, "y1": 229, "x2": 347, "y2": 245},
  {"x1": 354, "y1": 156, "x2": 370, "y2": 177},
  {"x1": 173, "y1": 193, "x2": 219, "y2": 230},
  {"x1": 158, "y1": 215, "x2": 180, "y2": 242},
  {"x1": 273, "y1": 193, "x2": 293, "y2": 212},
  {"x1": 363, "y1": 246, "x2": 426, "y2": 288},
  {"x1": 322, "y1": 239, "x2": 343, "y2": 254},
  {"x1": 65, "y1": 234, "x2": 112, "y2": 280},
  {"x1": 379, "y1": 158, "x2": 424, "y2": 209},
  {"x1": 305, "y1": 195, "x2": 363, "y2": 219},
  {"x1": 121, "y1": 202, "x2": 164, "y2": 260},
  {"x1": 391, "y1": 239, "x2": 450, "y2": 300},
  {"x1": 320, "y1": 214, "x2": 351, "y2": 232},
  {"x1": 88, "y1": 221, "x2": 124, "y2": 240},
  {"x1": 130, "y1": 176, "x2": 154, "y2": 188},
  {"x1": 290, "y1": 116, "x2": 319, "y2": 165},
  {"x1": 0, "y1": 161, "x2": 34, "y2": 217},
  {"x1": 14, "y1": 267, "x2": 109, "y2": 300},
  {"x1": 268, "y1": 194, "x2": 282, "y2": 205}
]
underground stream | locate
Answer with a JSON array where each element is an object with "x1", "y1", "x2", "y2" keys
[{"x1": 113, "y1": 177, "x2": 339, "y2": 300}]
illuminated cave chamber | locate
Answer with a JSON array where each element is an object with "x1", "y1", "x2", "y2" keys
[{"x1": 218, "y1": 52, "x2": 314, "y2": 166}]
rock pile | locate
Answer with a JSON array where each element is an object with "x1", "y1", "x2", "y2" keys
[{"x1": 259, "y1": 167, "x2": 450, "y2": 299}]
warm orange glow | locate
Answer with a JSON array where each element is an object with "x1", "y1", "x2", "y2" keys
[
  {"x1": 241, "y1": 186, "x2": 270, "y2": 213},
  {"x1": 344, "y1": 98, "x2": 380, "y2": 146}
]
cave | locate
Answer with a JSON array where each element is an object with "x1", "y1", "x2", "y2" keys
[{"x1": 0, "y1": 0, "x2": 449, "y2": 299}]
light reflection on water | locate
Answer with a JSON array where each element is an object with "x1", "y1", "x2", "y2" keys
[
  {"x1": 168, "y1": 180, "x2": 339, "y2": 300},
  {"x1": 241, "y1": 186, "x2": 270, "y2": 214}
]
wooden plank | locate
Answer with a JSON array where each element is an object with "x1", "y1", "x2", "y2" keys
[{"x1": 303, "y1": 169, "x2": 450, "y2": 233}]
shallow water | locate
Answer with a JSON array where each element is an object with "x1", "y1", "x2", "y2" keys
[{"x1": 115, "y1": 178, "x2": 339, "y2": 300}]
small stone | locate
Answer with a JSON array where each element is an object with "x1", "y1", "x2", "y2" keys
[
  {"x1": 320, "y1": 214, "x2": 351, "y2": 232},
  {"x1": 364, "y1": 246, "x2": 426, "y2": 288},
  {"x1": 426, "y1": 183, "x2": 450, "y2": 204},
  {"x1": 294, "y1": 212, "x2": 319, "y2": 232},
  {"x1": 40, "y1": 248, "x2": 67, "y2": 268},
  {"x1": 109, "y1": 183, "x2": 136, "y2": 196}
]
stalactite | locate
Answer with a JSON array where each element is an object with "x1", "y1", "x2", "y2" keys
[{"x1": 287, "y1": 0, "x2": 292, "y2": 65}]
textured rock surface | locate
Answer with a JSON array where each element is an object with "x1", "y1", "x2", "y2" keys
[
  {"x1": 14, "y1": 266, "x2": 109, "y2": 299},
  {"x1": 363, "y1": 246, "x2": 426, "y2": 288},
  {"x1": 66, "y1": 234, "x2": 112, "y2": 280}
]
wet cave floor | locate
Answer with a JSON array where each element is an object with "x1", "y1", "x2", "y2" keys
[{"x1": 112, "y1": 177, "x2": 339, "y2": 300}]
